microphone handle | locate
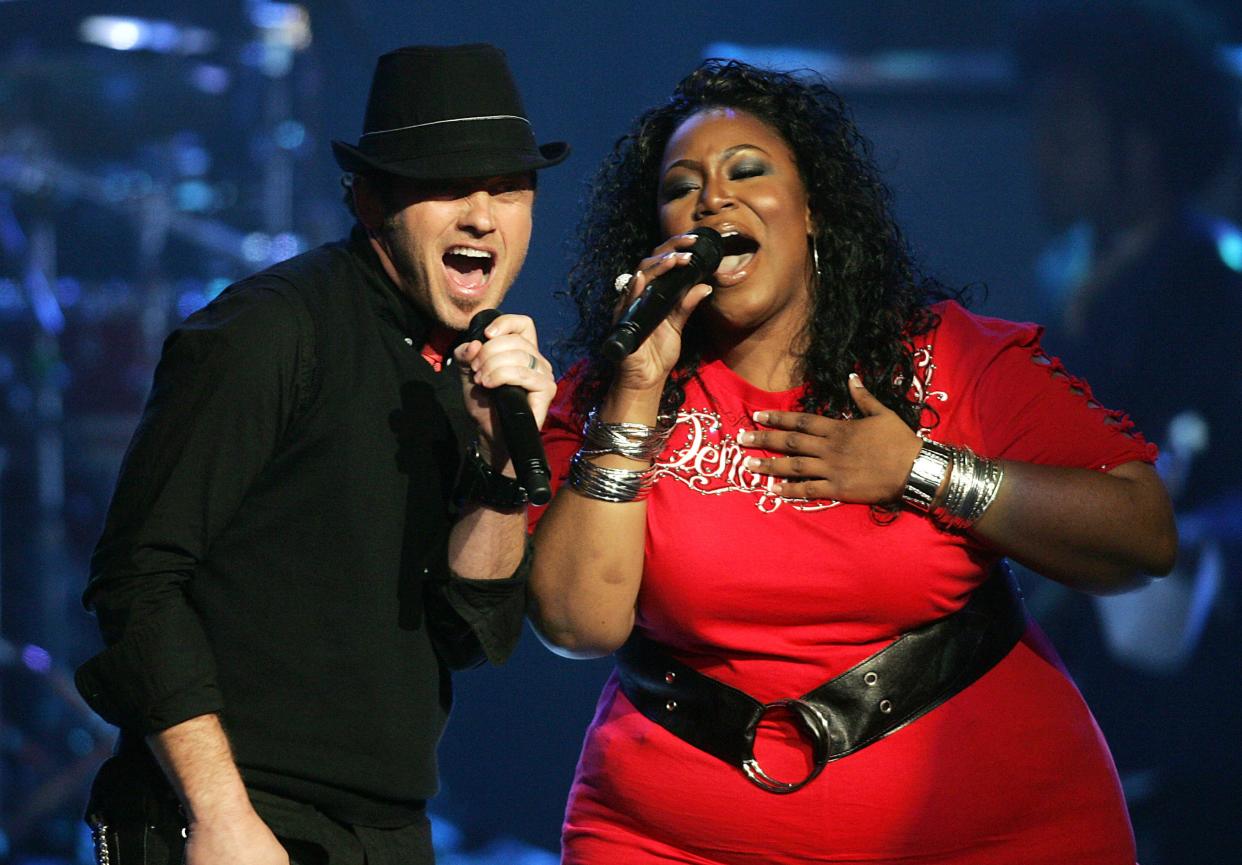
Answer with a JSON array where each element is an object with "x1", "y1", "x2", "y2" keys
[
  {"x1": 490, "y1": 384, "x2": 552, "y2": 506},
  {"x1": 601, "y1": 321, "x2": 644, "y2": 362},
  {"x1": 601, "y1": 227, "x2": 722, "y2": 363},
  {"x1": 601, "y1": 269, "x2": 706, "y2": 363}
]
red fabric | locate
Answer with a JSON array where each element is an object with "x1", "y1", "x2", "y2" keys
[
  {"x1": 534, "y1": 302, "x2": 1151, "y2": 864},
  {"x1": 419, "y1": 325, "x2": 459, "y2": 372}
]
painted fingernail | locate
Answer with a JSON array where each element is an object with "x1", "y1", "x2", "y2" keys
[
  {"x1": 752, "y1": 411, "x2": 768, "y2": 423},
  {"x1": 738, "y1": 431, "x2": 754, "y2": 445},
  {"x1": 744, "y1": 457, "x2": 760, "y2": 470},
  {"x1": 771, "y1": 482, "x2": 784, "y2": 495},
  {"x1": 849, "y1": 373, "x2": 862, "y2": 386}
]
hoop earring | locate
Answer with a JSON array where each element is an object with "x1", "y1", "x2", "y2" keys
[{"x1": 810, "y1": 238, "x2": 822, "y2": 282}]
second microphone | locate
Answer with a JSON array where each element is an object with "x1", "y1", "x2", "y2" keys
[{"x1": 601, "y1": 226, "x2": 724, "y2": 363}]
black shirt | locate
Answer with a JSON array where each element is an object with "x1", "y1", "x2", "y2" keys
[{"x1": 75, "y1": 227, "x2": 528, "y2": 826}]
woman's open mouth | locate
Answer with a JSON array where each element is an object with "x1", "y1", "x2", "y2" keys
[{"x1": 715, "y1": 231, "x2": 759, "y2": 280}]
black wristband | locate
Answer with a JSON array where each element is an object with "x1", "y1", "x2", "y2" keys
[{"x1": 453, "y1": 439, "x2": 529, "y2": 512}]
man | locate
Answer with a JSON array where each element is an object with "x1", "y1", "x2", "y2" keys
[
  {"x1": 1014, "y1": 4, "x2": 1241, "y2": 862},
  {"x1": 73, "y1": 44, "x2": 567, "y2": 865}
]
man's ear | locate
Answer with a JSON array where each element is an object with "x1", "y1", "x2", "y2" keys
[{"x1": 353, "y1": 175, "x2": 385, "y2": 234}]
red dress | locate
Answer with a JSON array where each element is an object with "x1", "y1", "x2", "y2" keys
[{"x1": 535, "y1": 302, "x2": 1155, "y2": 864}]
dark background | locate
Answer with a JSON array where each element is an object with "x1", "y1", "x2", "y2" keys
[{"x1": 1, "y1": 2, "x2": 1239, "y2": 862}]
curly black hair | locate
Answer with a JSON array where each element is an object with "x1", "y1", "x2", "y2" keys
[{"x1": 558, "y1": 59, "x2": 949, "y2": 429}]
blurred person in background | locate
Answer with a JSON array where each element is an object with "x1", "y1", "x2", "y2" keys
[{"x1": 1015, "y1": 2, "x2": 1242, "y2": 861}]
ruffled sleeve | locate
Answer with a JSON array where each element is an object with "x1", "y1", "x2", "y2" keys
[{"x1": 927, "y1": 301, "x2": 1157, "y2": 471}]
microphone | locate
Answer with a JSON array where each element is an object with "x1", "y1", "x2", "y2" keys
[
  {"x1": 463, "y1": 309, "x2": 553, "y2": 506},
  {"x1": 601, "y1": 226, "x2": 724, "y2": 362}
]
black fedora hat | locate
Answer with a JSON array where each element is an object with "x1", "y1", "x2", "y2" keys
[{"x1": 332, "y1": 43, "x2": 569, "y2": 180}]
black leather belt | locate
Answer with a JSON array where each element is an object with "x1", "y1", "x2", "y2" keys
[{"x1": 615, "y1": 566, "x2": 1026, "y2": 793}]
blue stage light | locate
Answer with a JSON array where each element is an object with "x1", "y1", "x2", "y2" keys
[{"x1": 1214, "y1": 224, "x2": 1242, "y2": 273}]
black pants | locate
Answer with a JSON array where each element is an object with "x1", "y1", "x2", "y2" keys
[
  {"x1": 249, "y1": 788, "x2": 433, "y2": 865},
  {"x1": 86, "y1": 756, "x2": 433, "y2": 865}
]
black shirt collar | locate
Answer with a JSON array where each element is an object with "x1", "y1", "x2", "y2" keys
[{"x1": 348, "y1": 223, "x2": 438, "y2": 345}]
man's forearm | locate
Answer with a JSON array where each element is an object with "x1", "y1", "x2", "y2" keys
[
  {"x1": 146, "y1": 714, "x2": 254, "y2": 823},
  {"x1": 146, "y1": 714, "x2": 290, "y2": 865},
  {"x1": 447, "y1": 506, "x2": 528, "y2": 581}
]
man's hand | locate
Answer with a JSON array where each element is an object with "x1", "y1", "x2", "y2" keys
[
  {"x1": 454, "y1": 312, "x2": 556, "y2": 467},
  {"x1": 185, "y1": 808, "x2": 289, "y2": 865}
]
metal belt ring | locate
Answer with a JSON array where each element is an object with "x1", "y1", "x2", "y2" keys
[{"x1": 740, "y1": 698, "x2": 834, "y2": 794}]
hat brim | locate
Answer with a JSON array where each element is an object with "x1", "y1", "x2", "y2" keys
[{"x1": 331, "y1": 139, "x2": 569, "y2": 180}]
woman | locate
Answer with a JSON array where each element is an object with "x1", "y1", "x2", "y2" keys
[{"x1": 526, "y1": 59, "x2": 1175, "y2": 864}]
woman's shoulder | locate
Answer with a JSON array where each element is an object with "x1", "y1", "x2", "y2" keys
[
  {"x1": 923, "y1": 299, "x2": 1044, "y2": 353},
  {"x1": 553, "y1": 359, "x2": 593, "y2": 401},
  {"x1": 547, "y1": 359, "x2": 593, "y2": 434},
  {"x1": 916, "y1": 300, "x2": 1055, "y2": 381},
  {"x1": 909, "y1": 301, "x2": 1060, "y2": 432}
]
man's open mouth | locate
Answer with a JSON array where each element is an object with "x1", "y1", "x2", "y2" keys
[{"x1": 443, "y1": 246, "x2": 495, "y2": 290}]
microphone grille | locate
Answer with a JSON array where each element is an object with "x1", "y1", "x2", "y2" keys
[{"x1": 688, "y1": 226, "x2": 724, "y2": 271}]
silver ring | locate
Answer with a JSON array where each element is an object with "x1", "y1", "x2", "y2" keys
[
  {"x1": 527, "y1": 353, "x2": 538, "y2": 370},
  {"x1": 613, "y1": 272, "x2": 635, "y2": 295}
]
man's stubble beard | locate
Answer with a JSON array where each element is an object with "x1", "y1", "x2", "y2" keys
[{"x1": 380, "y1": 218, "x2": 478, "y2": 318}]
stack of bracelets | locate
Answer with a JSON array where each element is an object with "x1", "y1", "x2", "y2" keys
[
  {"x1": 901, "y1": 438, "x2": 1005, "y2": 531},
  {"x1": 569, "y1": 409, "x2": 677, "y2": 503}
]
